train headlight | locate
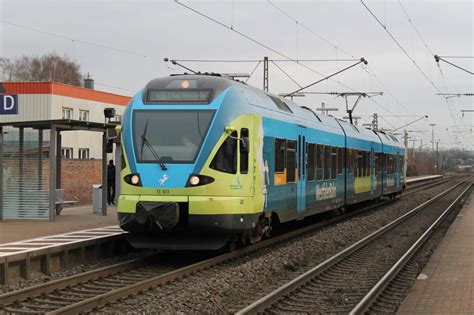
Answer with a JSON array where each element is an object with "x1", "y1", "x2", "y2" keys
[
  {"x1": 185, "y1": 174, "x2": 215, "y2": 187},
  {"x1": 124, "y1": 173, "x2": 142, "y2": 186},
  {"x1": 131, "y1": 175, "x2": 140, "y2": 185},
  {"x1": 189, "y1": 175, "x2": 200, "y2": 186}
]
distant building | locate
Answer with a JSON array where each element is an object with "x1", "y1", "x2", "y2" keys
[{"x1": 0, "y1": 81, "x2": 130, "y2": 159}]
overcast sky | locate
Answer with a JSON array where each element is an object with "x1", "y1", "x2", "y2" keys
[{"x1": 1, "y1": 0, "x2": 473, "y2": 149}]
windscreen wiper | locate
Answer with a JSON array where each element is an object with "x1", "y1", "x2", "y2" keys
[{"x1": 140, "y1": 120, "x2": 168, "y2": 171}]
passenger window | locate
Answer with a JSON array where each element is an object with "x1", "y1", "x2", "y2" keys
[
  {"x1": 331, "y1": 147, "x2": 337, "y2": 179},
  {"x1": 316, "y1": 144, "x2": 324, "y2": 180},
  {"x1": 375, "y1": 153, "x2": 379, "y2": 174},
  {"x1": 324, "y1": 146, "x2": 331, "y2": 180},
  {"x1": 286, "y1": 140, "x2": 296, "y2": 182},
  {"x1": 307, "y1": 143, "x2": 315, "y2": 181},
  {"x1": 337, "y1": 148, "x2": 343, "y2": 175},
  {"x1": 210, "y1": 131, "x2": 237, "y2": 174},
  {"x1": 275, "y1": 138, "x2": 286, "y2": 173},
  {"x1": 367, "y1": 151, "x2": 370, "y2": 176},
  {"x1": 240, "y1": 128, "x2": 249, "y2": 174},
  {"x1": 358, "y1": 151, "x2": 363, "y2": 177}
]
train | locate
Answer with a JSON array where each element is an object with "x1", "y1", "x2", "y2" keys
[{"x1": 117, "y1": 74, "x2": 406, "y2": 250}]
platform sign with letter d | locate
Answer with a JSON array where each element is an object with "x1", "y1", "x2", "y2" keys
[{"x1": 0, "y1": 95, "x2": 18, "y2": 115}]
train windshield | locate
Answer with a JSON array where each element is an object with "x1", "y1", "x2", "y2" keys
[{"x1": 133, "y1": 110, "x2": 215, "y2": 163}]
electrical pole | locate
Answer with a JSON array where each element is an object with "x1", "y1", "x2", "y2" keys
[
  {"x1": 343, "y1": 116, "x2": 362, "y2": 126},
  {"x1": 316, "y1": 102, "x2": 338, "y2": 116},
  {"x1": 461, "y1": 109, "x2": 474, "y2": 117},
  {"x1": 411, "y1": 138, "x2": 417, "y2": 163},
  {"x1": 403, "y1": 130, "x2": 409, "y2": 148},
  {"x1": 436, "y1": 141, "x2": 439, "y2": 174},
  {"x1": 430, "y1": 123, "x2": 436, "y2": 151},
  {"x1": 263, "y1": 56, "x2": 269, "y2": 92},
  {"x1": 372, "y1": 113, "x2": 378, "y2": 131}
]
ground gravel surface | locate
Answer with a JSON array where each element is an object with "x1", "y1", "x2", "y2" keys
[
  {"x1": 0, "y1": 249, "x2": 158, "y2": 295},
  {"x1": 369, "y1": 192, "x2": 471, "y2": 313},
  {"x1": 97, "y1": 180, "x2": 462, "y2": 314}
]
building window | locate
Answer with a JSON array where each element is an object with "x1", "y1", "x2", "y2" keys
[
  {"x1": 62, "y1": 148, "x2": 73, "y2": 159},
  {"x1": 62, "y1": 107, "x2": 73, "y2": 119},
  {"x1": 78, "y1": 148, "x2": 90, "y2": 159},
  {"x1": 79, "y1": 110, "x2": 89, "y2": 121}
]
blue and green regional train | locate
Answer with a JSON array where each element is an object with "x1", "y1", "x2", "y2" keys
[{"x1": 117, "y1": 74, "x2": 406, "y2": 250}]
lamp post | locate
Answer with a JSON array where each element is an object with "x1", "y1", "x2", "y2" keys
[{"x1": 429, "y1": 123, "x2": 436, "y2": 151}]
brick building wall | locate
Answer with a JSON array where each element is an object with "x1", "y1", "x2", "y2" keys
[
  {"x1": 60, "y1": 159, "x2": 103, "y2": 204},
  {"x1": 3, "y1": 159, "x2": 103, "y2": 204}
]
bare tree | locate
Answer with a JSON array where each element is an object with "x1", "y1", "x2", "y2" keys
[{"x1": 0, "y1": 53, "x2": 82, "y2": 86}]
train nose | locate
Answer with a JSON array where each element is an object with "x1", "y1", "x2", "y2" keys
[{"x1": 136, "y1": 202, "x2": 180, "y2": 230}]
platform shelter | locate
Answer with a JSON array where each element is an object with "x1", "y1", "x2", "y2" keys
[{"x1": 0, "y1": 119, "x2": 116, "y2": 221}]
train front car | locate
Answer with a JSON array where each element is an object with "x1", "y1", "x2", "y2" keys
[{"x1": 118, "y1": 75, "x2": 265, "y2": 250}]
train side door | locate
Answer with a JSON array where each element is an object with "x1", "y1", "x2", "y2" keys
[
  {"x1": 396, "y1": 152, "x2": 400, "y2": 189},
  {"x1": 297, "y1": 126, "x2": 306, "y2": 217},
  {"x1": 370, "y1": 148, "x2": 375, "y2": 195}
]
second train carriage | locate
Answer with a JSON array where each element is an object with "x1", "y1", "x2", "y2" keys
[{"x1": 117, "y1": 74, "x2": 406, "y2": 249}]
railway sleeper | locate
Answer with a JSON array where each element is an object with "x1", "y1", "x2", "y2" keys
[
  {"x1": 2, "y1": 307, "x2": 45, "y2": 315},
  {"x1": 30, "y1": 298, "x2": 70, "y2": 307},
  {"x1": 44, "y1": 293, "x2": 85, "y2": 302}
]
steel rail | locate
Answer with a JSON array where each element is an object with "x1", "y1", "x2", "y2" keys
[
  {"x1": 236, "y1": 178, "x2": 470, "y2": 314},
  {"x1": 0, "y1": 175, "x2": 457, "y2": 314},
  {"x1": 0, "y1": 257, "x2": 148, "y2": 306},
  {"x1": 350, "y1": 181, "x2": 472, "y2": 314}
]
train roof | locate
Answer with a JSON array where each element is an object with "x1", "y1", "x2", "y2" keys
[{"x1": 142, "y1": 74, "x2": 403, "y2": 147}]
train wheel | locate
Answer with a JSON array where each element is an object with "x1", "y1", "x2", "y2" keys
[{"x1": 247, "y1": 214, "x2": 272, "y2": 245}]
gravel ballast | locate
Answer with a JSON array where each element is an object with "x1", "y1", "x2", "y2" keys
[{"x1": 98, "y1": 180, "x2": 465, "y2": 314}]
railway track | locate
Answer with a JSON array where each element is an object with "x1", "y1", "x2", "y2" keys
[
  {"x1": 236, "y1": 178, "x2": 472, "y2": 314},
  {"x1": 0, "y1": 176, "x2": 461, "y2": 314}
]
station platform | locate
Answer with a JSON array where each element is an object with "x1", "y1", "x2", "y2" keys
[
  {"x1": 406, "y1": 174, "x2": 443, "y2": 184},
  {"x1": 0, "y1": 205, "x2": 118, "y2": 244},
  {"x1": 397, "y1": 189, "x2": 473, "y2": 314}
]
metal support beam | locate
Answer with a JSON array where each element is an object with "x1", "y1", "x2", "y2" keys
[
  {"x1": 0, "y1": 127, "x2": 3, "y2": 221},
  {"x1": 263, "y1": 56, "x2": 269, "y2": 92},
  {"x1": 38, "y1": 130, "x2": 43, "y2": 190},
  {"x1": 49, "y1": 126, "x2": 57, "y2": 221},
  {"x1": 114, "y1": 142, "x2": 121, "y2": 204},
  {"x1": 56, "y1": 132, "x2": 62, "y2": 190},
  {"x1": 19, "y1": 128, "x2": 24, "y2": 217},
  {"x1": 102, "y1": 132, "x2": 108, "y2": 216}
]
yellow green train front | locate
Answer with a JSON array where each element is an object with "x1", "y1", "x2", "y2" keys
[
  {"x1": 118, "y1": 74, "x2": 406, "y2": 250},
  {"x1": 118, "y1": 75, "x2": 266, "y2": 248}
]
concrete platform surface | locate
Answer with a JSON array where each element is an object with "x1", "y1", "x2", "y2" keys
[
  {"x1": 0, "y1": 205, "x2": 118, "y2": 244},
  {"x1": 406, "y1": 175, "x2": 443, "y2": 183},
  {"x1": 397, "y1": 190, "x2": 474, "y2": 314}
]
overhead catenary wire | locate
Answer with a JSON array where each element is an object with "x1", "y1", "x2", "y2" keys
[
  {"x1": 174, "y1": 0, "x2": 364, "y2": 94},
  {"x1": 265, "y1": 0, "x2": 414, "y2": 126},
  {"x1": 174, "y1": 0, "x2": 411, "y2": 129},
  {"x1": 172, "y1": 59, "x2": 359, "y2": 62},
  {"x1": 398, "y1": 0, "x2": 435, "y2": 56},
  {"x1": 360, "y1": 0, "x2": 468, "y2": 143},
  {"x1": 360, "y1": 0, "x2": 443, "y2": 95},
  {"x1": 0, "y1": 20, "x2": 154, "y2": 60},
  {"x1": 245, "y1": 61, "x2": 262, "y2": 83},
  {"x1": 266, "y1": 0, "x2": 356, "y2": 59},
  {"x1": 434, "y1": 55, "x2": 473, "y2": 75},
  {"x1": 270, "y1": 61, "x2": 302, "y2": 88}
]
